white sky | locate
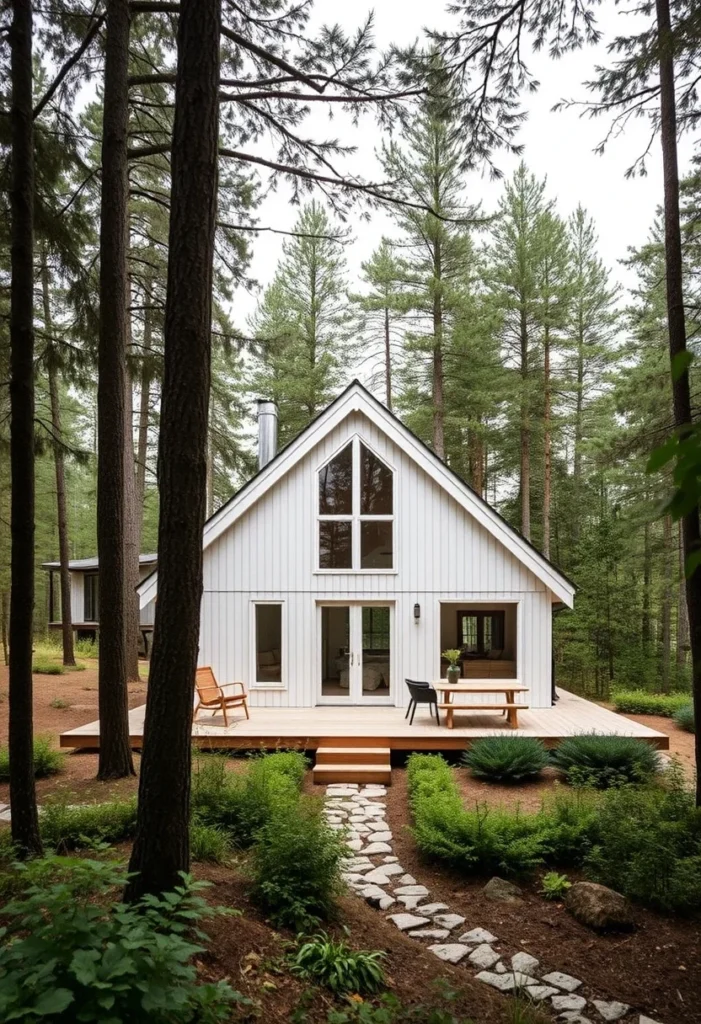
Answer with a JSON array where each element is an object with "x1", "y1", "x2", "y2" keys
[{"x1": 231, "y1": 1, "x2": 695, "y2": 327}]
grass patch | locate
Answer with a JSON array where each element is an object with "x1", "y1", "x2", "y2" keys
[
  {"x1": 32, "y1": 658, "x2": 65, "y2": 675},
  {"x1": 611, "y1": 689, "x2": 691, "y2": 717},
  {"x1": 291, "y1": 933, "x2": 386, "y2": 995},
  {"x1": 462, "y1": 735, "x2": 549, "y2": 783},
  {"x1": 49, "y1": 698, "x2": 72, "y2": 710},
  {"x1": 674, "y1": 703, "x2": 695, "y2": 733},
  {"x1": 189, "y1": 821, "x2": 231, "y2": 864},
  {"x1": 39, "y1": 799, "x2": 138, "y2": 851},
  {"x1": 552, "y1": 733, "x2": 660, "y2": 788},
  {"x1": 0, "y1": 736, "x2": 65, "y2": 782}
]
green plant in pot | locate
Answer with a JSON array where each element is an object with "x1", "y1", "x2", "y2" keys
[{"x1": 442, "y1": 649, "x2": 462, "y2": 684}]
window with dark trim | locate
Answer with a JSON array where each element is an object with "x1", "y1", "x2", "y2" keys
[
  {"x1": 457, "y1": 610, "x2": 505, "y2": 655},
  {"x1": 84, "y1": 573, "x2": 99, "y2": 622}
]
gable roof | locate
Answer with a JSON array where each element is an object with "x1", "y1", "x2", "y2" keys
[
  {"x1": 138, "y1": 381, "x2": 575, "y2": 608},
  {"x1": 43, "y1": 553, "x2": 158, "y2": 572}
]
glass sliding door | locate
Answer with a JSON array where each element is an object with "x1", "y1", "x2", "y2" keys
[{"x1": 318, "y1": 603, "x2": 393, "y2": 704}]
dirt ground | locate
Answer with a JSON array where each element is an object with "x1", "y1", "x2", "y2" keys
[{"x1": 384, "y1": 769, "x2": 701, "y2": 1024}]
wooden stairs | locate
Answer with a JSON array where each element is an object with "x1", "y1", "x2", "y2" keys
[{"x1": 312, "y1": 741, "x2": 391, "y2": 785}]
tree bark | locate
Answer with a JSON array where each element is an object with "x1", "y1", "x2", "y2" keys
[
  {"x1": 678, "y1": 520, "x2": 689, "y2": 668},
  {"x1": 41, "y1": 254, "x2": 75, "y2": 667},
  {"x1": 134, "y1": 278, "x2": 153, "y2": 513},
  {"x1": 432, "y1": 238, "x2": 445, "y2": 459},
  {"x1": 1, "y1": 591, "x2": 9, "y2": 667},
  {"x1": 384, "y1": 304, "x2": 392, "y2": 411},
  {"x1": 97, "y1": 0, "x2": 135, "y2": 780},
  {"x1": 543, "y1": 323, "x2": 552, "y2": 560},
  {"x1": 206, "y1": 430, "x2": 214, "y2": 518},
  {"x1": 127, "y1": 0, "x2": 221, "y2": 898},
  {"x1": 656, "y1": 0, "x2": 701, "y2": 804},
  {"x1": 519, "y1": 303, "x2": 530, "y2": 540},
  {"x1": 662, "y1": 514, "x2": 672, "y2": 692},
  {"x1": 9, "y1": 0, "x2": 42, "y2": 858},
  {"x1": 642, "y1": 519, "x2": 651, "y2": 649},
  {"x1": 124, "y1": 360, "x2": 141, "y2": 682}
]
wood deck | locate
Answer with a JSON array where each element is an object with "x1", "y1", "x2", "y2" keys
[{"x1": 60, "y1": 688, "x2": 669, "y2": 751}]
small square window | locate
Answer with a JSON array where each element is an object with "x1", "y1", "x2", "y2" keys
[
  {"x1": 319, "y1": 521, "x2": 353, "y2": 569},
  {"x1": 360, "y1": 521, "x2": 393, "y2": 569}
]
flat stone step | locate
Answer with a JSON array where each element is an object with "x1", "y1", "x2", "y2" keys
[
  {"x1": 313, "y1": 763, "x2": 391, "y2": 785},
  {"x1": 316, "y1": 746, "x2": 391, "y2": 765}
]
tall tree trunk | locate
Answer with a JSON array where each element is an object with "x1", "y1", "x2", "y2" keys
[
  {"x1": 572, "y1": 309, "x2": 584, "y2": 546},
  {"x1": 206, "y1": 430, "x2": 214, "y2": 518},
  {"x1": 469, "y1": 424, "x2": 484, "y2": 496},
  {"x1": 642, "y1": 519, "x2": 651, "y2": 649},
  {"x1": 678, "y1": 520, "x2": 689, "y2": 668},
  {"x1": 384, "y1": 304, "x2": 392, "y2": 410},
  {"x1": 656, "y1": 0, "x2": 701, "y2": 804},
  {"x1": 662, "y1": 514, "x2": 672, "y2": 692},
  {"x1": 124, "y1": 361, "x2": 140, "y2": 682},
  {"x1": 543, "y1": 323, "x2": 552, "y2": 560},
  {"x1": 127, "y1": 0, "x2": 221, "y2": 899},
  {"x1": 97, "y1": 0, "x2": 135, "y2": 780},
  {"x1": 432, "y1": 239, "x2": 445, "y2": 459},
  {"x1": 519, "y1": 302, "x2": 531, "y2": 540},
  {"x1": 41, "y1": 254, "x2": 75, "y2": 667},
  {"x1": 9, "y1": 0, "x2": 42, "y2": 858},
  {"x1": 1, "y1": 591, "x2": 9, "y2": 667},
  {"x1": 134, "y1": 279, "x2": 153, "y2": 514}
]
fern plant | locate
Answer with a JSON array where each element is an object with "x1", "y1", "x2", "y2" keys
[
  {"x1": 539, "y1": 871, "x2": 571, "y2": 900},
  {"x1": 463, "y1": 736, "x2": 549, "y2": 783},
  {"x1": 291, "y1": 933, "x2": 386, "y2": 994}
]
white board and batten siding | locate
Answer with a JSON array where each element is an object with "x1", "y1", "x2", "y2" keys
[{"x1": 199, "y1": 408, "x2": 560, "y2": 709}]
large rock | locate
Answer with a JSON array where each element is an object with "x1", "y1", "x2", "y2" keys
[
  {"x1": 566, "y1": 881, "x2": 634, "y2": 931},
  {"x1": 483, "y1": 877, "x2": 523, "y2": 902}
]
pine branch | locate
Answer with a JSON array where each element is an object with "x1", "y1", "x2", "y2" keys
[{"x1": 33, "y1": 8, "x2": 106, "y2": 119}]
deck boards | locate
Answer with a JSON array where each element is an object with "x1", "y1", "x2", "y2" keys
[{"x1": 60, "y1": 688, "x2": 669, "y2": 751}]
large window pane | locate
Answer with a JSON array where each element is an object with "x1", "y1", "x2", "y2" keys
[
  {"x1": 360, "y1": 521, "x2": 393, "y2": 569},
  {"x1": 84, "y1": 573, "x2": 99, "y2": 622},
  {"x1": 360, "y1": 443, "x2": 393, "y2": 514},
  {"x1": 256, "y1": 604, "x2": 282, "y2": 683},
  {"x1": 319, "y1": 521, "x2": 353, "y2": 569},
  {"x1": 319, "y1": 443, "x2": 353, "y2": 514},
  {"x1": 321, "y1": 606, "x2": 350, "y2": 696}
]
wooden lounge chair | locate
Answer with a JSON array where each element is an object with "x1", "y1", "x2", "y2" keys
[{"x1": 194, "y1": 666, "x2": 249, "y2": 727}]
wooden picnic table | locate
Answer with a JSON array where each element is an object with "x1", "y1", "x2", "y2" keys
[{"x1": 433, "y1": 680, "x2": 530, "y2": 729}]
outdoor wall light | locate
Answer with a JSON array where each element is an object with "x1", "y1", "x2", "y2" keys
[{"x1": 413, "y1": 603, "x2": 421, "y2": 622}]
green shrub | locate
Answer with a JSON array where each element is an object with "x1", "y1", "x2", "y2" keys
[
  {"x1": 74, "y1": 636, "x2": 99, "y2": 658},
  {"x1": 32, "y1": 658, "x2": 65, "y2": 675},
  {"x1": 552, "y1": 734, "x2": 660, "y2": 788},
  {"x1": 0, "y1": 735, "x2": 65, "y2": 782},
  {"x1": 407, "y1": 754, "x2": 598, "y2": 875},
  {"x1": 50, "y1": 698, "x2": 72, "y2": 710},
  {"x1": 251, "y1": 795, "x2": 344, "y2": 930},
  {"x1": 674, "y1": 703, "x2": 695, "y2": 733},
  {"x1": 611, "y1": 690, "x2": 690, "y2": 717},
  {"x1": 189, "y1": 821, "x2": 231, "y2": 864},
  {"x1": 463, "y1": 736, "x2": 549, "y2": 783},
  {"x1": 40, "y1": 799, "x2": 138, "y2": 851},
  {"x1": 583, "y1": 764, "x2": 701, "y2": 913},
  {"x1": 191, "y1": 751, "x2": 306, "y2": 847},
  {"x1": 291, "y1": 933, "x2": 386, "y2": 994},
  {"x1": 0, "y1": 856, "x2": 240, "y2": 1023},
  {"x1": 539, "y1": 871, "x2": 571, "y2": 900}
]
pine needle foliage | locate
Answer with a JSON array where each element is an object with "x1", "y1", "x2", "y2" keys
[{"x1": 463, "y1": 736, "x2": 549, "y2": 783}]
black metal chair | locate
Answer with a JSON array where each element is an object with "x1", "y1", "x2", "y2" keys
[{"x1": 404, "y1": 679, "x2": 440, "y2": 725}]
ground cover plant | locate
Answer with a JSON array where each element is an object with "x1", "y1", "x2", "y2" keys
[
  {"x1": 189, "y1": 821, "x2": 231, "y2": 864},
  {"x1": 40, "y1": 799, "x2": 138, "y2": 851},
  {"x1": 462, "y1": 736, "x2": 549, "y2": 783},
  {"x1": 539, "y1": 871, "x2": 571, "y2": 900},
  {"x1": 674, "y1": 704, "x2": 695, "y2": 733},
  {"x1": 291, "y1": 932, "x2": 386, "y2": 995},
  {"x1": 0, "y1": 735, "x2": 65, "y2": 781},
  {"x1": 611, "y1": 690, "x2": 690, "y2": 717},
  {"x1": 551, "y1": 734, "x2": 660, "y2": 788}
]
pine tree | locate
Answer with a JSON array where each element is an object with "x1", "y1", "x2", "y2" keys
[
  {"x1": 351, "y1": 241, "x2": 405, "y2": 410},
  {"x1": 250, "y1": 202, "x2": 353, "y2": 445}
]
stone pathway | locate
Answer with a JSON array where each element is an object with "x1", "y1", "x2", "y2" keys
[{"x1": 325, "y1": 783, "x2": 664, "y2": 1024}]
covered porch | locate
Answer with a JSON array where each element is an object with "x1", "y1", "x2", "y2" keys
[{"x1": 60, "y1": 688, "x2": 669, "y2": 752}]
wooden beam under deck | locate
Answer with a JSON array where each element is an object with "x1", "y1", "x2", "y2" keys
[{"x1": 60, "y1": 689, "x2": 670, "y2": 752}]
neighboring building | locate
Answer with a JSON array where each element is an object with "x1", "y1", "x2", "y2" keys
[
  {"x1": 43, "y1": 553, "x2": 158, "y2": 652},
  {"x1": 138, "y1": 382, "x2": 575, "y2": 709}
]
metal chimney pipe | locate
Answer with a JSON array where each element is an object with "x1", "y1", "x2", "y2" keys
[{"x1": 257, "y1": 399, "x2": 278, "y2": 470}]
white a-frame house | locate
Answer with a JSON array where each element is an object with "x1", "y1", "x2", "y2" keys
[{"x1": 137, "y1": 382, "x2": 575, "y2": 711}]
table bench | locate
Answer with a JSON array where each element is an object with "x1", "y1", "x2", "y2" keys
[{"x1": 433, "y1": 681, "x2": 530, "y2": 729}]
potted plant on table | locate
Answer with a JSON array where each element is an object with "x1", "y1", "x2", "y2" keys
[{"x1": 442, "y1": 649, "x2": 462, "y2": 685}]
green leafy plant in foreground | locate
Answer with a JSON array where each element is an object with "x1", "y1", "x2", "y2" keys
[
  {"x1": 292, "y1": 932, "x2": 386, "y2": 994},
  {"x1": 463, "y1": 736, "x2": 549, "y2": 783},
  {"x1": 0, "y1": 735, "x2": 65, "y2": 782},
  {"x1": 552, "y1": 734, "x2": 660, "y2": 789},
  {"x1": 539, "y1": 871, "x2": 571, "y2": 900},
  {"x1": 0, "y1": 856, "x2": 243, "y2": 1023}
]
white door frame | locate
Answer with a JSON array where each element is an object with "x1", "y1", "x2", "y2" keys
[{"x1": 316, "y1": 600, "x2": 395, "y2": 706}]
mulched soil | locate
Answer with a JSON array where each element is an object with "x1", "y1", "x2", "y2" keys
[
  {"x1": 384, "y1": 767, "x2": 701, "y2": 1024},
  {"x1": 194, "y1": 864, "x2": 538, "y2": 1023}
]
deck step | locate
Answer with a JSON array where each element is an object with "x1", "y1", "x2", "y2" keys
[
  {"x1": 312, "y1": 762, "x2": 391, "y2": 785},
  {"x1": 316, "y1": 746, "x2": 390, "y2": 765}
]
